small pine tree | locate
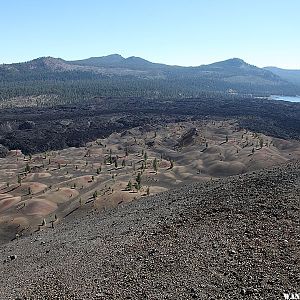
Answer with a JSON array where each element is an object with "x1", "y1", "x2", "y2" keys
[
  {"x1": 25, "y1": 163, "x2": 31, "y2": 173},
  {"x1": 126, "y1": 180, "x2": 132, "y2": 191},
  {"x1": 144, "y1": 151, "x2": 148, "y2": 161},
  {"x1": 93, "y1": 190, "x2": 98, "y2": 199},
  {"x1": 122, "y1": 159, "x2": 126, "y2": 167},
  {"x1": 259, "y1": 137, "x2": 264, "y2": 149},
  {"x1": 170, "y1": 160, "x2": 174, "y2": 169},
  {"x1": 153, "y1": 158, "x2": 158, "y2": 173},
  {"x1": 146, "y1": 186, "x2": 150, "y2": 195},
  {"x1": 136, "y1": 172, "x2": 142, "y2": 185},
  {"x1": 134, "y1": 182, "x2": 141, "y2": 191},
  {"x1": 17, "y1": 174, "x2": 22, "y2": 186}
]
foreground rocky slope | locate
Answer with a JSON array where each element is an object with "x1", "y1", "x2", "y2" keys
[{"x1": 0, "y1": 161, "x2": 299, "y2": 299}]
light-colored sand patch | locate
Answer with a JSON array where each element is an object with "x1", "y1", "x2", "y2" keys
[
  {"x1": 247, "y1": 151, "x2": 288, "y2": 171},
  {"x1": 0, "y1": 171, "x2": 16, "y2": 177},
  {"x1": 0, "y1": 197, "x2": 22, "y2": 213},
  {"x1": 0, "y1": 194, "x2": 15, "y2": 200},
  {"x1": 149, "y1": 186, "x2": 168, "y2": 194},
  {"x1": 11, "y1": 216, "x2": 29, "y2": 228},
  {"x1": 0, "y1": 164, "x2": 18, "y2": 169},
  {"x1": 207, "y1": 161, "x2": 246, "y2": 176},
  {"x1": 24, "y1": 172, "x2": 52, "y2": 181},
  {"x1": 44, "y1": 188, "x2": 79, "y2": 204},
  {"x1": 14, "y1": 182, "x2": 48, "y2": 195},
  {"x1": 94, "y1": 190, "x2": 137, "y2": 211},
  {"x1": 24, "y1": 199, "x2": 58, "y2": 216}
]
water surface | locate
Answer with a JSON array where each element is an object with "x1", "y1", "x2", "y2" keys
[{"x1": 269, "y1": 95, "x2": 300, "y2": 103}]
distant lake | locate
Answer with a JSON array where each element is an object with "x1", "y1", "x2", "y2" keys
[{"x1": 269, "y1": 95, "x2": 300, "y2": 103}]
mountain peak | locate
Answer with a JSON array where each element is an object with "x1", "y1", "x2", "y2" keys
[
  {"x1": 210, "y1": 58, "x2": 248, "y2": 68},
  {"x1": 68, "y1": 54, "x2": 125, "y2": 67},
  {"x1": 23, "y1": 56, "x2": 67, "y2": 71}
]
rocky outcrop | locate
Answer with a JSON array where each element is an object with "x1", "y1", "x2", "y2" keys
[{"x1": 0, "y1": 144, "x2": 8, "y2": 157}]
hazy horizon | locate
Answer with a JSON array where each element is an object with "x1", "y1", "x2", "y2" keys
[{"x1": 1, "y1": 0, "x2": 299, "y2": 69}]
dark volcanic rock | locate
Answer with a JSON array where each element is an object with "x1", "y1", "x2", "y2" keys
[
  {"x1": 18, "y1": 120, "x2": 36, "y2": 130},
  {"x1": 0, "y1": 144, "x2": 8, "y2": 157},
  {"x1": 0, "y1": 96, "x2": 299, "y2": 155},
  {"x1": 177, "y1": 127, "x2": 198, "y2": 147}
]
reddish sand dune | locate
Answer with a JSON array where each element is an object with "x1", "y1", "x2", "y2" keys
[
  {"x1": 0, "y1": 197, "x2": 22, "y2": 213},
  {"x1": 23, "y1": 199, "x2": 58, "y2": 216},
  {"x1": 43, "y1": 187, "x2": 79, "y2": 204}
]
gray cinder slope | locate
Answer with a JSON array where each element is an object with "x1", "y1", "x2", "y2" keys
[{"x1": 0, "y1": 161, "x2": 299, "y2": 299}]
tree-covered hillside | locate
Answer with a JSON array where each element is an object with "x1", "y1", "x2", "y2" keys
[{"x1": 0, "y1": 55, "x2": 299, "y2": 106}]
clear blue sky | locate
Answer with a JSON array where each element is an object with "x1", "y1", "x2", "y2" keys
[{"x1": 1, "y1": 0, "x2": 299, "y2": 68}]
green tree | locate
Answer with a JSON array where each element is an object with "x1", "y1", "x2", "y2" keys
[
  {"x1": 136, "y1": 172, "x2": 142, "y2": 185},
  {"x1": 153, "y1": 158, "x2": 158, "y2": 173},
  {"x1": 126, "y1": 180, "x2": 132, "y2": 191},
  {"x1": 134, "y1": 182, "x2": 141, "y2": 191},
  {"x1": 259, "y1": 137, "x2": 264, "y2": 149},
  {"x1": 17, "y1": 174, "x2": 22, "y2": 186},
  {"x1": 25, "y1": 163, "x2": 31, "y2": 173},
  {"x1": 170, "y1": 160, "x2": 174, "y2": 169},
  {"x1": 92, "y1": 190, "x2": 98, "y2": 199},
  {"x1": 144, "y1": 151, "x2": 148, "y2": 161}
]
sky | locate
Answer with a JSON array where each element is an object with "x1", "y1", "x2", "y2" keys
[{"x1": 1, "y1": 0, "x2": 299, "y2": 68}]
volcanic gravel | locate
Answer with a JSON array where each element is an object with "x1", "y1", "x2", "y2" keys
[{"x1": 0, "y1": 161, "x2": 299, "y2": 300}]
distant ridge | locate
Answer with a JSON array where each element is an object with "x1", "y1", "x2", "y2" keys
[
  {"x1": 0, "y1": 54, "x2": 299, "y2": 101},
  {"x1": 264, "y1": 66, "x2": 300, "y2": 85}
]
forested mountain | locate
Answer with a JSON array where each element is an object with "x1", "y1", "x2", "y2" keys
[
  {"x1": 264, "y1": 66, "x2": 300, "y2": 86},
  {"x1": 0, "y1": 55, "x2": 299, "y2": 107}
]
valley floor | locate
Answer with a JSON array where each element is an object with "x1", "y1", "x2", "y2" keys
[{"x1": 1, "y1": 120, "x2": 299, "y2": 244}]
